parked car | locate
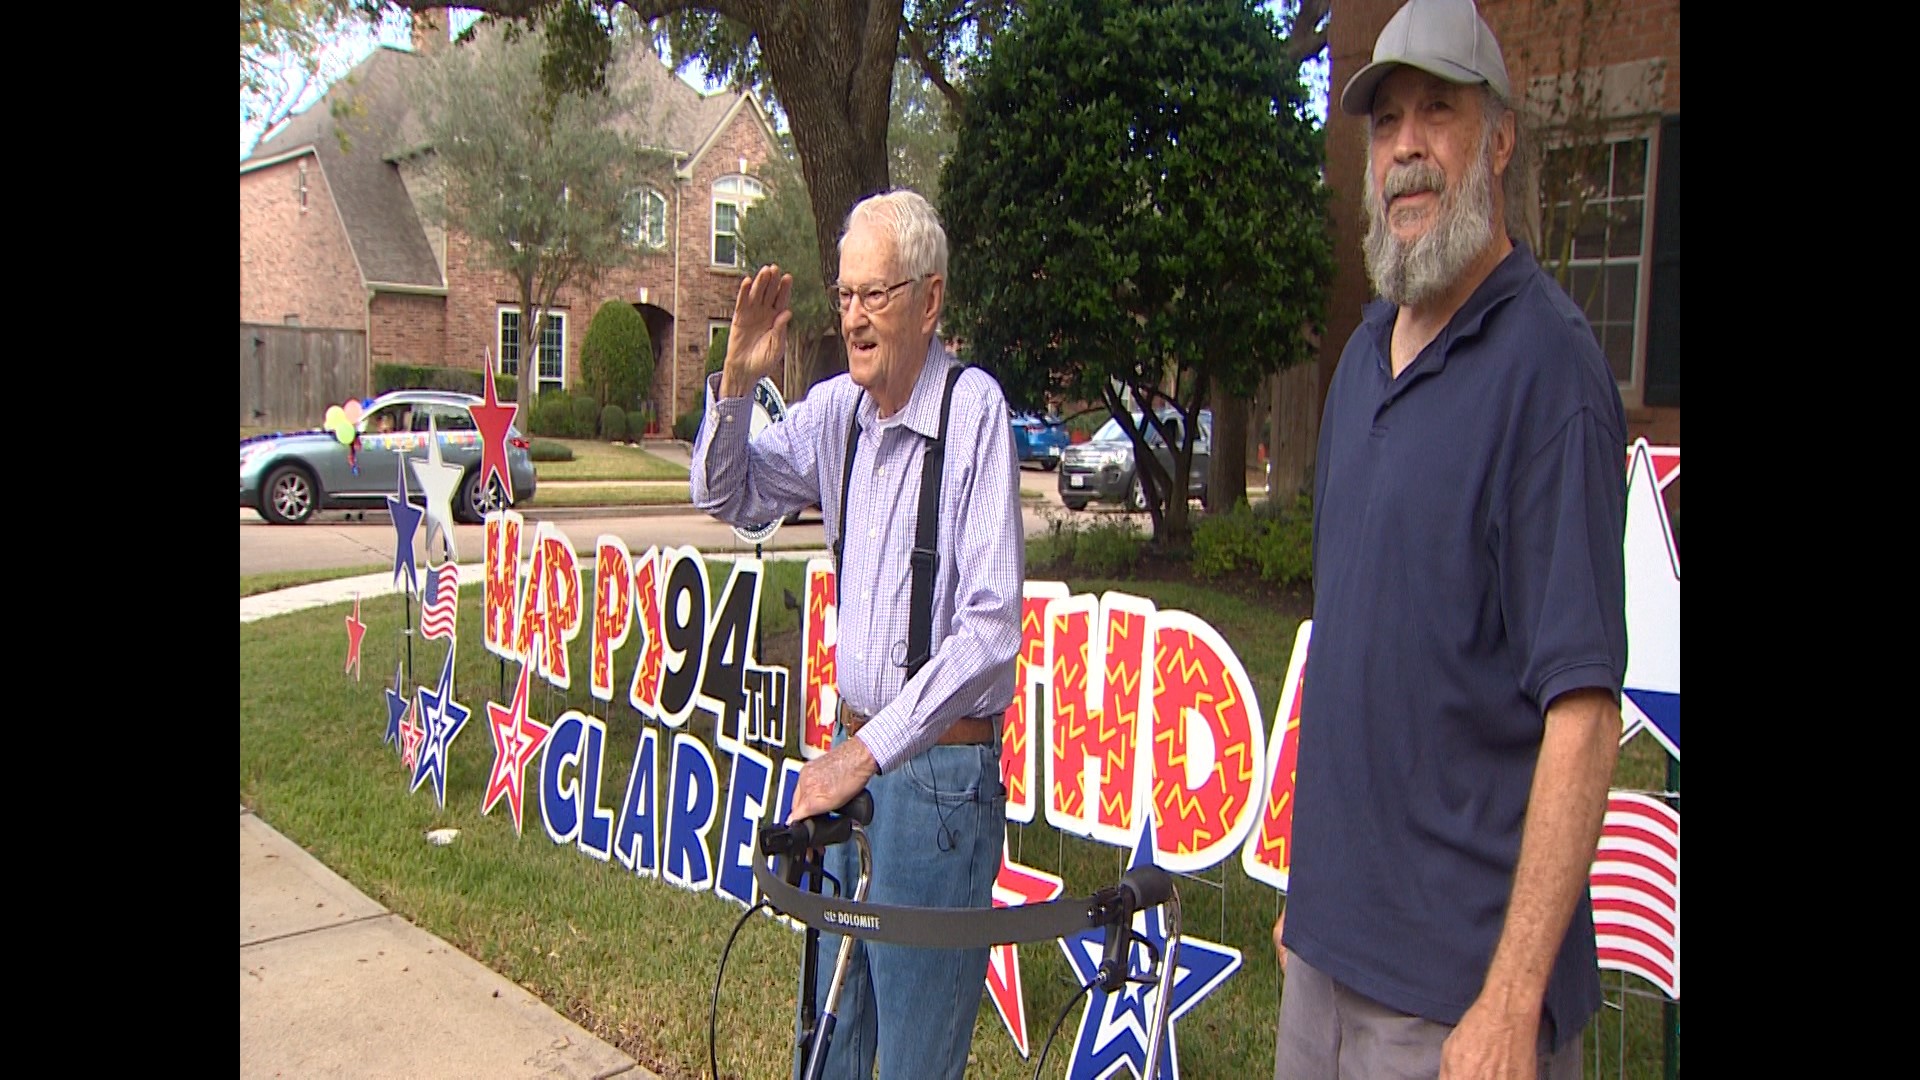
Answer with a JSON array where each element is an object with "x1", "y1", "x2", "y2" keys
[
  {"x1": 1057, "y1": 408, "x2": 1212, "y2": 512},
  {"x1": 1010, "y1": 411, "x2": 1071, "y2": 470},
  {"x1": 240, "y1": 389, "x2": 539, "y2": 525}
]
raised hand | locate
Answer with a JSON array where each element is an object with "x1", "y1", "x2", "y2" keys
[{"x1": 719, "y1": 264, "x2": 794, "y2": 398}]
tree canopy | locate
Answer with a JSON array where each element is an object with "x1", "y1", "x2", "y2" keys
[
  {"x1": 736, "y1": 151, "x2": 836, "y2": 387},
  {"x1": 241, "y1": 0, "x2": 378, "y2": 156},
  {"x1": 383, "y1": 1, "x2": 1154, "y2": 298},
  {"x1": 408, "y1": 17, "x2": 664, "y2": 417},
  {"x1": 941, "y1": 0, "x2": 1331, "y2": 543}
]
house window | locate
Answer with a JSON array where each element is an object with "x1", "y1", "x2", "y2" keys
[
  {"x1": 497, "y1": 308, "x2": 567, "y2": 395},
  {"x1": 1540, "y1": 134, "x2": 1651, "y2": 389},
  {"x1": 1643, "y1": 115, "x2": 1679, "y2": 409},
  {"x1": 624, "y1": 188, "x2": 668, "y2": 248},
  {"x1": 712, "y1": 175, "x2": 766, "y2": 267}
]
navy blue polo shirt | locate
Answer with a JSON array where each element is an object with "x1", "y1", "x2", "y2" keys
[{"x1": 1285, "y1": 244, "x2": 1628, "y2": 1048}]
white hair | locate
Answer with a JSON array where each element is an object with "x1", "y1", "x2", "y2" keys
[{"x1": 840, "y1": 189, "x2": 949, "y2": 282}]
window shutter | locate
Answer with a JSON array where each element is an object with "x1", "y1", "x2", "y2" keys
[{"x1": 1643, "y1": 114, "x2": 1680, "y2": 408}]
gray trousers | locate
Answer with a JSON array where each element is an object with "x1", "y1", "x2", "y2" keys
[{"x1": 1274, "y1": 950, "x2": 1583, "y2": 1080}]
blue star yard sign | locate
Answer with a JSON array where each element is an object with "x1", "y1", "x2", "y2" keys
[
  {"x1": 411, "y1": 645, "x2": 470, "y2": 808},
  {"x1": 1057, "y1": 814, "x2": 1242, "y2": 1079},
  {"x1": 387, "y1": 454, "x2": 423, "y2": 595}
]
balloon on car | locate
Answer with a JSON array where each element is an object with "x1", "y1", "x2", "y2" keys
[{"x1": 324, "y1": 401, "x2": 359, "y2": 446}]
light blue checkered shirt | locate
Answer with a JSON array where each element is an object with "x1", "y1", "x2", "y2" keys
[{"x1": 689, "y1": 339, "x2": 1024, "y2": 773}]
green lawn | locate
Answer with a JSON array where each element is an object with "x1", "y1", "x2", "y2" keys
[
  {"x1": 535, "y1": 439, "x2": 688, "y2": 482},
  {"x1": 520, "y1": 483, "x2": 691, "y2": 508},
  {"x1": 240, "y1": 562, "x2": 1676, "y2": 1080}
]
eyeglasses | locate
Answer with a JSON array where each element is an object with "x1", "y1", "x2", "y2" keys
[{"x1": 828, "y1": 276, "x2": 924, "y2": 315}]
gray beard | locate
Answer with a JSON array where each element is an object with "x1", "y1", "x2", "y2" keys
[{"x1": 1363, "y1": 140, "x2": 1497, "y2": 308}]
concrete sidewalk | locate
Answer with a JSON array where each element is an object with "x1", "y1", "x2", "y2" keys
[
  {"x1": 239, "y1": 807, "x2": 652, "y2": 1080},
  {"x1": 241, "y1": 576, "x2": 662, "y2": 1080}
]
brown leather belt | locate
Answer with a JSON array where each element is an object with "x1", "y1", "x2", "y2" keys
[{"x1": 839, "y1": 701, "x2": 998, "y2": 747}]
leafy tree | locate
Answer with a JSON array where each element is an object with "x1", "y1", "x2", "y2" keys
[
  {"x1": 378, "y1": 1, "x2": 1334, "y2": 490},
  {"x1": 241, "y1": 0, "x2": 374, "y2": 157},
  {"x1": 733, "y1": 56, "x2": 951, "y2": 399},
  {"x1": 886, "y1": 55, "x2": 955, "y2": 202},
  {"x1": 943, "y1": 0, "x2": 1331, "y2": 544},
  {"x1": 407, "y1": 15, "x2": 666, "y2": 420},
  {"x1": 1215, "y1": 0, "x2": 1326, "y2": 511},
  {"x1": 385, "y1": 0, "x2": 1019, "y2": 298},
  {"x1": 580, "y1": 298, "x2": 655, "y2": 412},
  {"x1": 736, "y1": 152, "x2": 840, "y2": 396}
]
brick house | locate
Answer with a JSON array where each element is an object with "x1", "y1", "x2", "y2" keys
[
  {"x1": 1320, "y1": 0, "x2": 1680, "y2": 448},
  {"x1": 239, "y1": 10, "x2": 781, "y2": 432}
]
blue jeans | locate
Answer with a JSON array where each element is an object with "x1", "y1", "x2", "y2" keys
[{"x1": 792, "y1": 735, "x2": 1006, "y2": 1080}]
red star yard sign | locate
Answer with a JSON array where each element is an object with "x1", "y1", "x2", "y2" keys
[
  {"x1": 471, "y1": 364, "x2": 519, "y2": 505},
  {"x1": 344, "y1": 593, "x2": 366, "y2": 679}
]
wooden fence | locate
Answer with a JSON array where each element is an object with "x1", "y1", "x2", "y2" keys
[{"x1": 239, "y1": 324, "x2": 366, "y2": 431}]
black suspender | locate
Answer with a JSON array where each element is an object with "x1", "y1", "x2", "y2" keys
[
  {"x1": 832, "y1": 390, "x2": 866, "y2": 581},
  {"x1": 906, "y1": 365, "x2": 966, "y2": 679},
  {"x1": 833, "y1": 363, "x2": 968, "y2": 681}
]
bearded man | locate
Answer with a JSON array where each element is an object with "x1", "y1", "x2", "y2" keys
[{"x1": 1271, "y1": 2, "x2": 1630, "y2": 1079}]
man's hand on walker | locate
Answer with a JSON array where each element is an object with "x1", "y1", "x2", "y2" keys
[{"x1": 787, "y1": 737, "x2": 879, "y2": 823}]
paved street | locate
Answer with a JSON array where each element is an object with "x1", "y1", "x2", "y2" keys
[
  {"x1": 239, "y1": 457, "x2": 1141, "y2": 577},
  {"x1": 238, "y1": 432, "x2": 1273, "y2": 579}
]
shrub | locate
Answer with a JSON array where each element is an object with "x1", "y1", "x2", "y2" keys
[
  {"x1": 661, "y1": 332, "x2": 730, "y2": 442},
  {"x1": 570, "y1": 393, "x2": 600, "y2": 438},
  {"x1": 1072, "y1": 519, "x2": 1146, "y2": 577},
  {"x1": 1257, "y1": 496, "x2": 1314, "y2": 588},
  {"x1": 1028, "y1": 514, "x2": 1145, "y2": 578},
  {"x1": 600, "y1": 405, "x2": 628, "y2": 442},
  {"x1": 372, "y1": 363, "x2": 516, "y2": 403},
  {"x1": 580, "y1": 300, "x2": 654, "y2": 413},
  {"x1": 673, "y1": 409, "x2": 704, "y2": 443},
  {"x1": 530, "y1": 392, "x2": 572, "y2": 438},
  {"x1": 1188, "y1": 494, "x2": 1315, "y2": 587},
  {"x1": 1192, "y1": 504, "x2": 1264, "y2": 579},
  {"x1": 528, "y1": 440, "x2": 574, "y2": 462}
]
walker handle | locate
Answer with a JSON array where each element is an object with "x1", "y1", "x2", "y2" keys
[{"x1": 759, "y1": 789, "x2": 875, "y2": 858}]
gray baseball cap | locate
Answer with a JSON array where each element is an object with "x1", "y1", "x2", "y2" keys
[{"x1": 1339, "y1": 0, "x2": 1512, "y2": 117}]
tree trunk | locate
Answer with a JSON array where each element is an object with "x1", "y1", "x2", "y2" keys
[
  {"x1": 517, "y1": 275, "x2": 539, "y2": 422},
  {"x1": 753, "y1": 2, "x2": 899, "y2": 291},
  {"x1": 1267, "y1": 362, "x2": 1318, "y2": 503},
  {"x1": 1207, "y1": 375, "x2": 1248, "y2": 513},
  {"x1": 1165, "y1": 441, "x2": 1196, "y2": 543},
  {"x1": 797, "y1": 332, "x2": 848, "y2": 398}
]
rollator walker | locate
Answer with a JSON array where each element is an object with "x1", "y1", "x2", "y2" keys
[{"x1": 753, "y1": 790, "x2": 1184, "y2": 1080}]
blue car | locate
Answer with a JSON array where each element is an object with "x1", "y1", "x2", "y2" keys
[
  {"x1": 1011, "y1": 411, "x2": 1071, "y2": 470},
  {"x1": 240, "y1": 389, "x2": 538, "y2": 525}
]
